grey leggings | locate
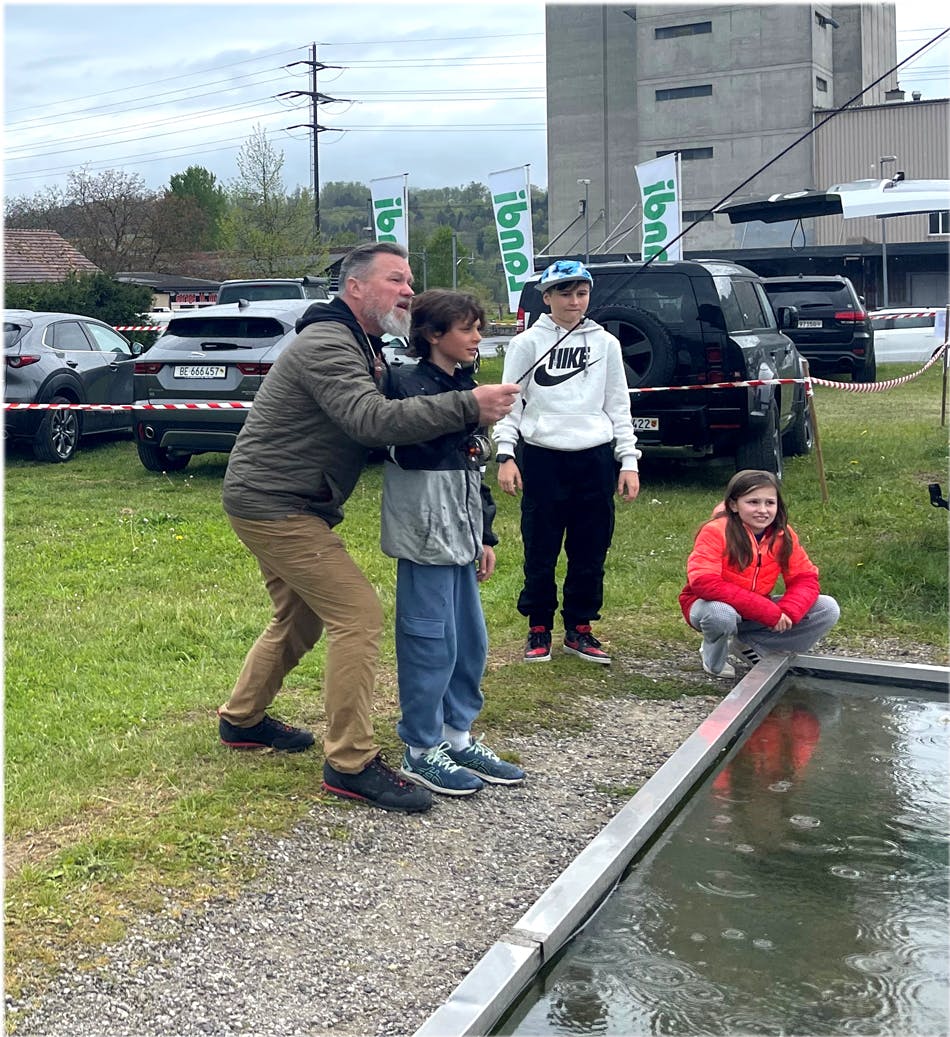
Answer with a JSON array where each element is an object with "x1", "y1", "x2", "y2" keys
[{"x1": 688, "y1": 595, "x2": 840, "y2": 673}]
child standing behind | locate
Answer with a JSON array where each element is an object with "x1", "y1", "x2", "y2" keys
[
  {"x1": 679, "y1": 469, "x2": 840, "y2": 679},
  {"x1": 493, "y1": 259, "x2": 641, "y2": 665},
  {"x1": 382, "y1": 289, "x2": 525, "y2": 796}
]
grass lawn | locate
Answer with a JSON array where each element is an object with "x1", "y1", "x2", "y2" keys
[{"x1": 4, "y1": 357, "x2": 948, "y2": 997}]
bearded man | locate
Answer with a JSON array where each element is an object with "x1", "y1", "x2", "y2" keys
[{"x1": 218, "y1": 242, "x2": 520, "y2": 813}]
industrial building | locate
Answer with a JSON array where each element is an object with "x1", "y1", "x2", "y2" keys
[{"x1": 544, "y1": 4, "x2": 949, "y2": 306}]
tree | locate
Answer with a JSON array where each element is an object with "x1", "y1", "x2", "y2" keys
[
  {"x1": 4, "y1": 184, "x2": 70, "y2": 232},
  {"x1": 222, "y1": 125, "x2": 323, "y2": 276},
  {"x1": 425, "y1": 226, "x2": 456, "y2": 289},
  {"x1": 319, "y1": 181, "x2": 373, "y2": 241},
  {"x1": 65, "y1": 167, "x2": 162, "y2": 274},
  {"x1": 168, "y1": 166, "x2": 227, "y2": 250}
]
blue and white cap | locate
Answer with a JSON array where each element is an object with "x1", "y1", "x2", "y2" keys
[{"x1": 537, "y1": 259, "x2": 593, "y2": 291}]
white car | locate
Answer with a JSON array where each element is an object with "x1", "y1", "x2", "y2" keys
[{"x1": 869, "y1": 307, "x2": 942, "y2": 364}]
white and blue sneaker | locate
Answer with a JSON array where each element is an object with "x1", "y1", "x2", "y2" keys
[
  {"x1": 400, "y1": 742, "x2": 484, "y2": 796},
  {"x1": 447, "y1": 739, "x2": 526, "y2": 785}
]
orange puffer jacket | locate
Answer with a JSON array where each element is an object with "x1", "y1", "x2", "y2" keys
[{"x1": 678, "y1": 514, "x2": 821, "y2": 628}]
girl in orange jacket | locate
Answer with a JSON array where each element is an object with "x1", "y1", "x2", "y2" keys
[{"x1": 679, "y1": 469, "x2": 839, "y2": 679}]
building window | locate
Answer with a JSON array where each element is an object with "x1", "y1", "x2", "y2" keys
[
  {"x1": 657, "y1": 147, "x2": 714, "y2": 161},
  {"x1": 816, "y1": 76, "x2": 828, "y2": 92},
  {"x1": 682, "y1": 210, "x2": 714, "y2": 222},
  {"x1": 655, "y1": 21, "x2": 712, "y2": 39},
  {"x1": 656, "y1": 84, "x2": 713, "y2": 101},
  {"x1": 929, "y1": 211, "x2": 949, "y2": 235}
]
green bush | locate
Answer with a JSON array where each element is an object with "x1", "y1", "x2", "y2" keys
[{"x1": 4, "y1": 271, "x2": 153, "y2": 328}]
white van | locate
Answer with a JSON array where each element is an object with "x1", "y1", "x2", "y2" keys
[{"x1": 869, "y1": 308, "x2": 940, "y2": 363}]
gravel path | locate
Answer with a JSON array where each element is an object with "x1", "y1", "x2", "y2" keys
[{"x1": 8, "y1": 640, "x2": 943, "y2": 1037}]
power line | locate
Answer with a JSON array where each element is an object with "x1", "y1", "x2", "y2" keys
[{"x1": 4, "y1": 46, "x2": 308, "y2": 120}]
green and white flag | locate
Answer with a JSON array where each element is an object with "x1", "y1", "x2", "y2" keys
[
  {"x1": 489, "y1": 165, "x2": 534, "y2": 312},
  {"x1": 370, "y1": 173, "x2": 409, "y2": 248},
  {"x1": 636, "y1": 154, "x2": 682, "y2": 261}
]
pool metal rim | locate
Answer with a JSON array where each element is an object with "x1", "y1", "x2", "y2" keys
[{"x1": 411, "y1": 653, "x2": 949, "y2": 1037}]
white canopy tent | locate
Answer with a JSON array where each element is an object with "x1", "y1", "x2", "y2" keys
[{"x1": 720, "y1": 178, "x2": 950, "y2": 223}]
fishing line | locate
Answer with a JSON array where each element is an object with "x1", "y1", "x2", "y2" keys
[{"x1": 509, "y1": 28, "x2": 950, "y2": 386}]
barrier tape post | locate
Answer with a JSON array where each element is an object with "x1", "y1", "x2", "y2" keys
[
  {"x1": 941, "y1": 305, "x2": 949, "y2": 428},
  {"x1": 801, "y1": 359, "x2": 829, "y2": 503}
]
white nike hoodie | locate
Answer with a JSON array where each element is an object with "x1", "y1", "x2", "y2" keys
[{"x1": 493, "y1": 313, "x2": 641, "y2": 469}]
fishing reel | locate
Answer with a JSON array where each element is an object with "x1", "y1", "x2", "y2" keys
[{"x1": 462, "y1": 434, "x2": 492, "y2": 462}]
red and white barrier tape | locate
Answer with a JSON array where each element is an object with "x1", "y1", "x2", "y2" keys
[
  {"x1": 4, "y1": 401, "x2": 253, "y2": 411},
  {"x1": 628, "y1": 342, "x2": 947, "y2": 395},
  {"x1": 869, "y1": 310, "x2": 936, "y2": 320},
  {"x1": 809, "y1": 342, "x2": 947, "y2": 391},
  {"x1": 114, "y1": 325, "x2": 164, "y2": 332},
  {"x1": 5, "y1": 344, "x2": 947, "y2": 411},
  {"x1": 631, "y1": 377, "x2": 802, "y2": 394}
]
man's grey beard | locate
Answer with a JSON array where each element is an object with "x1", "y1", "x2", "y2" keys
[{"x1": 378, "y1": 306, "x2": 411, "y2": 338}]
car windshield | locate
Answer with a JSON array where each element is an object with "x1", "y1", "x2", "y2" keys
[
  {"x1": 763, "y1": 284, "x2": 853, "y2": 309},
  {"x1": 164, "y1": 316, "x2": 287, "y2": 339},
  {"x1": 218, "y1": 286, "x2": 299, "y2": 303},
  {"x1": 217, "y1": 284, "x2": 327, "y2": 303}
]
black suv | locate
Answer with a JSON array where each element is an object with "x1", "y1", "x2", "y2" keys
[
  {"x1": 760, "y1": 275, "x2": 875, "y2": 382},
  {"x1": 516, "y1": 259, "x2": 811, "y2": 479}
]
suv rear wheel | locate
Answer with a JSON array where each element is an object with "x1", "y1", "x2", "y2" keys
[
  {"x1": 589, "y1": 305, "x2": 677, "y2": 388},
  {"x1": 735, "y1": 399, "x2": 783, "y2": 479},
  {"x1": 782, "y1": 387, "x2": 814, "y2": 457},
  {"x1": 852, "y1": 342, "x2": 877, "y2": 383},
  {"x1": 33, "y1": 396, "x2": 80, "y2": 462},
  {"x1": 137, "y1": 441, "x2": 191, "y2": 472}
]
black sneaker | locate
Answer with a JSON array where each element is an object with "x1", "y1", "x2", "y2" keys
[
  {"x1": 524, "y1": 625, "x2": 552, "y2": 662},
  {"x1": 218, "y1": 713, "x2": 315, "y2": 753},
  {"x1": 563, "y1": 624, "x2": 611, "y2": 664},
  {"x1": 322, "y1": 755, "x2": 433, "y2": 813}
]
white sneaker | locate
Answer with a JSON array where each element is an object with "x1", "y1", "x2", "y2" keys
[{"x1": 699, "y1": 647, "x2": 735, "y2": 679}]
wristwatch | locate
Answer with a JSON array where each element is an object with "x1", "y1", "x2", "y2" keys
[{"x1": 496, "y1": 454, "x2": 515, "y2": 464}]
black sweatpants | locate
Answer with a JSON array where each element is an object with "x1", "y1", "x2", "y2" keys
[{"x1": 516, "y1": 441, "x2": 617, "y2": 631}]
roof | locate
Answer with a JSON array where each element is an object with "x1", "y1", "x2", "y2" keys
[
  {"x1": 116, "y1": 271, "x2": 221, "y2": 291},
  {"x1": 3, "y1": 228, "x2": 101, "y2": 282},
  {"x1": 165, "y1": 298, "x2": 317, "y2": 321},
  {"x1": 720, "y1": 178, "x2": 950, "y2": 224}
]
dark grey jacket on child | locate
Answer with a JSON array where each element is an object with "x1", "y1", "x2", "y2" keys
[{"x1": 381, "y1": 359, "x2": 498, "y2": 567}]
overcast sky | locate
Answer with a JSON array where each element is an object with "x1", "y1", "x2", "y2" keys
[{"x1": 3, "y1": 1, "x2": 948, "y2": 202}]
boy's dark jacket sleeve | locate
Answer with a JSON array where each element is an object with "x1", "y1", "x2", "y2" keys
[{"x1": 387, "y1": 361, "x2": 497, "y2": 547}]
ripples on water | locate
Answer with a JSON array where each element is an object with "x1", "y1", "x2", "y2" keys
[{"x1": 499, "y1": 683, "x2": 949, "y2": 1036}]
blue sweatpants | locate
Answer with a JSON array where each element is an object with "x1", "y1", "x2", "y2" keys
[{"x1": 394, "y1": 559, "x2": 487, "y2": 751}]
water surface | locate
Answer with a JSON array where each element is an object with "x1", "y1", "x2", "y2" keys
[{"x1": 498, "y1": 678, "x2": 949, "y2": 1036}]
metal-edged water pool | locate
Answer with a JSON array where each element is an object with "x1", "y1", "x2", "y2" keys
[{"x1": 413, "y1": 654, "x2": 949, "y2": 1037}]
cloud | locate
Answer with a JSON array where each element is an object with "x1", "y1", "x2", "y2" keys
[{"x1": 4, "y1": 2, "x2": 549, "y2": 197}]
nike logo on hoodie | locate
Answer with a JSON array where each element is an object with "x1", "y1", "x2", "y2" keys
[{"x1": 533, "y1": 344, "x2": 601, "y2": 386}]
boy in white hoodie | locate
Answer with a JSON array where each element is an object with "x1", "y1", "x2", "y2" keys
[{"x1": 493, "y1": 260, "x2": 641, "y2": 665}]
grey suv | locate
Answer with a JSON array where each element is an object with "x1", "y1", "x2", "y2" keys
[
  {"x1": 4, "y1": 309, "x2": 143, "y2": 462},
  {"x1": 517, "y1": 259, "x2": 812, "y2": 478},
  {"x1": 760, "y1": 275, "x2": 875, "y2": 382},
  {"x1": 132, "y1": 299, "x2": 315, "y2": 471}
]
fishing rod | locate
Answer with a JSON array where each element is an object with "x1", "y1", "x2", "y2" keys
[{"x1": 512, "y1": 27, "x2": 950, "y2": 384}]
